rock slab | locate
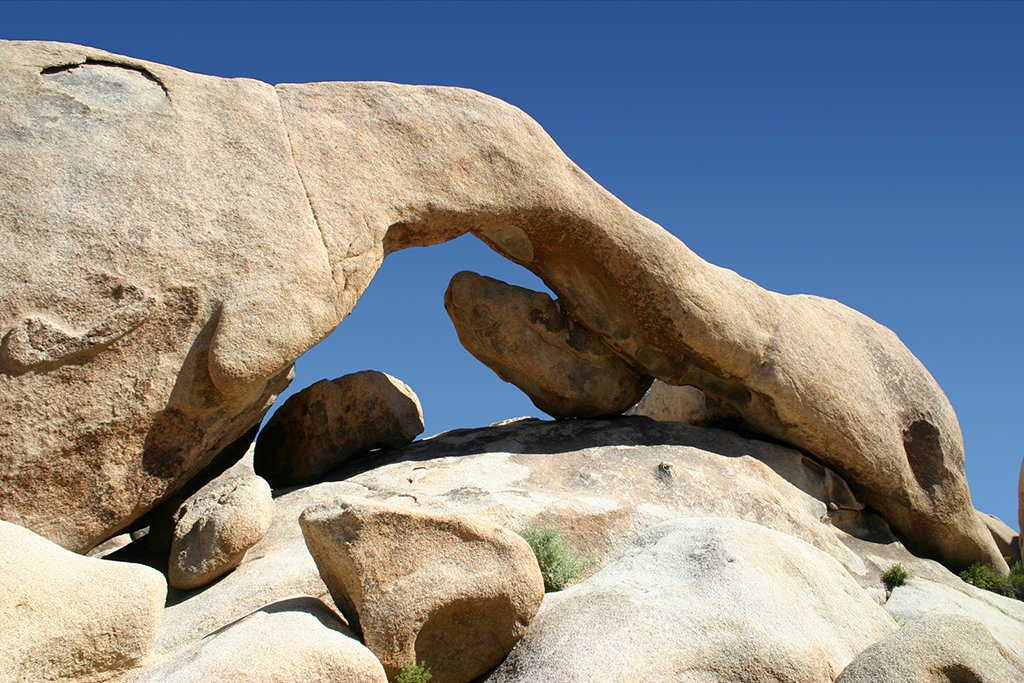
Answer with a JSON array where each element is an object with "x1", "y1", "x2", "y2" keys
[
  {"x1": 169, "y1": 462, "x2": 276, "y2": 589},
  {"x1": 486, "y1": 517, "x2": 896, "y2": 683},
  {"x1": 255, "y1": 371, "x2": 423, "y2": 487},
  {"x1": 0, "y1": 520, "x2": 166, "y2": 683},
  {"x1": 835, "y1": 614, "x2": 1024, "y2": 683},
  {"x1": 444, "y1": 271, "x2": 652, "y2": 418},
  {"x1": 128, "y1": 597, "x2": 386, "y2": 683},
  {"x1": 300, "y1": 497, "x2": 544, "y2": 683}
]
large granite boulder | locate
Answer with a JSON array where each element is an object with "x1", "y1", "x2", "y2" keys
[
  {"x1": 254, "y1": 371, "x2": 423, "y2": 488},
  {"x1": 485, "y1": 517, "x2": 897, "y2": 683},
  {"x1": 835, "y1": 614, "x2": 1024, "y2": 683},
  {"x1": 0, "y1": 40, "x2": 998, "y2": 573},
  {"x1": 444, "y1": 270, "x2": 652, "y2": 418},
  {"x1": 169, "y1": 462, "x2": 276, "y2": 589},
  {"x1": 0, "y1": 520, "x2": 166, "y2": 682},
  {"x1": 300, "y1": 497, "x2": 544, "y2": 683}
]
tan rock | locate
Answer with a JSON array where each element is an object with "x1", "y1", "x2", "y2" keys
[
  {"x1": 625, "y1": 380, "x2": 716, "y2": 424},
  {"x1": 835, "y1": 614, "x2": 1024, "y2": 683},
  {"x1": 444, "y1": 271, "x2": 652, "y2": 418},
  {"x1": 487, "y1": 517, "x2": 897, "y2": 683},
  {"x1": 0, "y1": 520, "x2": 166, "y2": 682},
  {"x1": 127, "y1": 597, "x2": 386, "y2": 683},
  {"x1": 0, "y1": 40, "x2": 998, "y2": 573},
  {"x1": 169, "y1": 463, "x2": 275, "y2": 590},
  {"x1": 254, "y1": 371, "x2": 423, "y2": 488},
  {"x1": 300, "y1": 497, "x2": 544, "y2": 683},
  {"x1": 977, "y1": 510, "x2": 1021, "y2": 565}
]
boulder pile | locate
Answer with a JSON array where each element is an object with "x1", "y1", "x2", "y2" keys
[{"x1": 0, "y1": 39, "x2": 1021, "y2": 683}]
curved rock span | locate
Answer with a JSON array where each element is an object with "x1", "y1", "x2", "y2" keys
[{"x1": 0, "y1": 39, "x2": 1001, "y2": 572}]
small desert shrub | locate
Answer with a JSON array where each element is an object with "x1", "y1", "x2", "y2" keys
[
  {"x1": 518, "y1": 524, "x2": 590, "y2": 592},
  {"x1": 396, "y1": 661, "x2": 432, "y2": 683},
  {"x1": 958, "y1": 559, "x2": 1024, "y2": 601},
  {"x1": 882, "y1": 563, "x2": 909, "y2": 589}
]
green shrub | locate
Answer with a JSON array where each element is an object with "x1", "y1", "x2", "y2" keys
[
  {"x1": 882, "y1": 563, "x2": 909, "y2": 589},
  {"x1": 518, "y1": 524, "x2": 590, "y2": 592},
  {"x1": 396, "y1": 661, "x2": 432, "y2": 683},
  {"x1": 958, "y1": 560, "x2": 1024, "y2": 601}
]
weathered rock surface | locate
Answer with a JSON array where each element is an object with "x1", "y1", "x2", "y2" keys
[
  {"x1": 0, "y1": 40, "x2": 998, "y2": 573},
  {"x1": 0, "y1": 520, "x2": 166, "y2": 682},
  {"x1": 625, "y1": 380, "x2": 716, "y2": 424},
  {"x1": 124, "y1": 597, "x2": 386, "y2": 683},
  {"x1": 444, "y1": 271, "x2": 652, "y2": 418},
  {"x1": 883, "y1": 577, "x2": 1024, "y2": 662},
  {"x1": 169, "y1": 462, "x2": 275, "y2": 589},
  {"x1": 486, "y1": 517, "x2": 897, "y2": 683},
  {"x1": 254, "y1": 371, "x2": 423, "y2": 488},
  {"x1": 834, "y1": 614, "x2": 1024, "y2": 683},
  {"x1": 977, "y1": 510, "x2": 1021, "y2": 564},
  {"x1": 300, "y1": 497, "x2": 544, "y2": 683}
]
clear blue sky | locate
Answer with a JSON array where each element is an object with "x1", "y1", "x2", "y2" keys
[{"x1": 4, "y1": 1, "x2": 1021, "y2": 530}]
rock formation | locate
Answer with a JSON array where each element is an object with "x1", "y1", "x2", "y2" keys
[
  {"x1": 254, "y1": 371, "x2": 424, "y2": 488},
  {"x1": 168, "y1": 462, "x2": 275, "y2": 589},
  {"x1": 487, "y1": 517, "x2": 897, "y2": 683},
  {"x1": 834, "y1": 614, "x2": 1024, "y2": 683},
  {"x1": 626, "y1": 380, "x2": 717, "y2": 424},
  {"x1": 300, "y1": 497, "x2": 544, "y2": 683},
  {"x1": 0, "y1": 39, "x2": 1001, "y2": 576},
  {"x1": 0, "y1": 520, "x2": 166, "y2": 682},
  {"x1": 444, "y1": 270, "x2": 652, "y2": 417}
]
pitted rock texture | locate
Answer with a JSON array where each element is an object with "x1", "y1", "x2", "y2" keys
[
  {"x1": 0, "y1": 520, "x2": 166, "y2": 683},
  {"x1": 444, "y1": 271, "x2": 652, "y2": 418},
  {"x1": 254, "y1": 371, "x2": 424, "y2": 488},
  {"x1": 486, "y1": 517, "x2": 897, "y2": 683},
  {"x1": 0, "y1": 40, "x2": 999, "y2": 573},
  {"x1": 834, "y1": 614, "x2": 1024, "y2": 683},
  {"x1": 300, "y1": 496, "x2": 544, "y2": 683},
  {"x1": 169, "y1": 462, "x2": 276, "y2": 590}
]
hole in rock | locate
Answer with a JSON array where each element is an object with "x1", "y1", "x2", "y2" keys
[{"x1": 261, "y1": 233, "x2": 556, "y2": 437}]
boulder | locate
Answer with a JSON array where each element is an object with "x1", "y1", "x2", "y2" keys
[
  {"x1": 300, "y1": 497, "x2": 544, "y2": 683},
  {"x1": 169, "y1": 462, "x2": 276, "y2": 590},
  {"x1": 254, "y1": 371, "x2": 423, "y2": 488},
  {"x1": 444, "y1": 271, "x2": 652, "y2": 418},
  {"x1": 834, "y1": 614, "x2": 1024, "y2": 683},
  {"x1": 883, "y1": 577, "x2": 1024, "y2": 663},
  {"x1": 0, "y1": 40, "x2": 998, "y2": 573},
  {"x1": 0, "y1": 520, "x2": 166, "y2": 682},
  {"x1": 977, "y1": 510, "x2": 1021, "y2": 564},
  {"x1": 625, "y1": 380, "x2": 716, "y2": 424},
  {"x1": 485, "y1": 517, "x2": 897, "y2": 683},
  {"x1": 127, "y1": 597, "x2": 386, "y2": 683}
]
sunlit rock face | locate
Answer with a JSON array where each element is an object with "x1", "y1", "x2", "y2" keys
[{"x1": 0, "y1": 39, "x2": 1001, "y2": 573}]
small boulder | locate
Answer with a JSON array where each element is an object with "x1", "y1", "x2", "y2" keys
[
  {"x1": 977, "y1": 510, "x2": 1021, "y2": 565},
  {"x1": 486, "y1": 517, "x2": 896, "y2": 683},
  {"x1": 0, "y1": 520, "x2": 166, "y2": 682},
  {"x1": 444, "y1": 271, "x2": 652, "y2": 418},
  {"x1": 625, "y1": 381, "x2": 716, "y2": 424},
  {"x1": 255, "y1": 371, "x2": 424, "y2": 487},
  {"x1": 131, "y1": 597, "x2": 387, "y2": 683},
  {"x1": 835, "y1": 614, "x2": 1024, "y2": 682},
  {"x1": 169, "y1": 463, "x2": 276, "y2": 590},
  {"x1": 300, "y1": 496, "x2": 544, "y2": 683}
]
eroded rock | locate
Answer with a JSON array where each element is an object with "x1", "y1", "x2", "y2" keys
[
  {"x1": 254, "y1": 371, "x2": 423, "y2": 488},
  {"x1": 625, "y1": 380, "x2": 717, "y2": 425},
  {"x1": 486, "y1": 517, "x2": 897, "y2": 683},
  {"x1": 835, "y1": 614, "x2": 1024, "y2": 683},
  {"x1": 169, "y1": 462, "x2": 275, "y2": 590},
  {"x1": 444, "y1": 271, "x2": 652, "y2": 418},
  {"x1": 0, "y1": 520, "x2": 166, "y2": 682},
  {"x1": 300, "y1": 497, "x2": 544, "y2": 683}
]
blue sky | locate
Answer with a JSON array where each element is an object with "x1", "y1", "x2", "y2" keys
[{"x1": 4, "y1": 1, "x2": 1022, "y2": 530}]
